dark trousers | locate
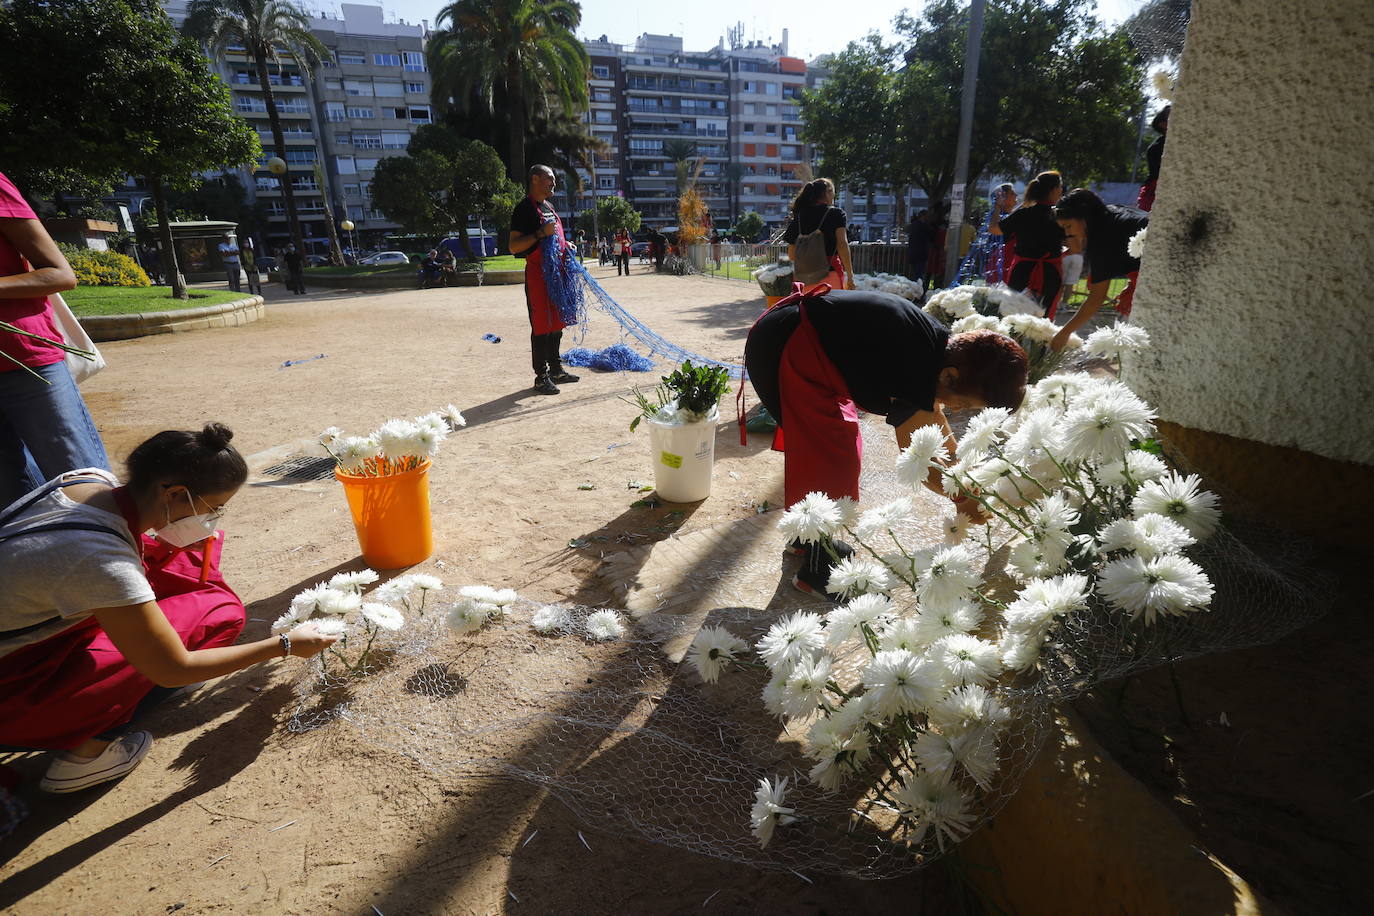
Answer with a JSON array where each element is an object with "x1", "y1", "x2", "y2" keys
[
  {"x1": 1009, "y1": 260, "x2": 1062, "y2": 315},
  {"x1": 616, "y1": 252, "x2": 629, "y2": 275},
  {"x1": 531, "y1": 330, "x2": 564, "y2": 378}
]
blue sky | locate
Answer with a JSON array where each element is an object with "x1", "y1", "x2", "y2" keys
[{"x1": 339, "y1": 0, "x2": 1144, "y2": 62}]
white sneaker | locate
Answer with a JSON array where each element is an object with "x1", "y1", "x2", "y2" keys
[{"x1": 39, "y1": 731, "x2": 153, "y2": 794}]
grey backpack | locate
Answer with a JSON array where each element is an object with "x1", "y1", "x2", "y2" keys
[{"x1": 793, "y1": 207, "x2": 833, "y2": 284}]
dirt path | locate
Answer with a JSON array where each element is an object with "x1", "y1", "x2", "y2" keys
[{"x1": 1, "y1": 267, "x2": 971, "y2": 914}]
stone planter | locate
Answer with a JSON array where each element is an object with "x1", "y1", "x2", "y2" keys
[
  {"x1": 77, "y1": 295, "x2": 266, "y2": 342},
  {"x1": 296, "y1": 269, "x2": 525, "y2": 290}
]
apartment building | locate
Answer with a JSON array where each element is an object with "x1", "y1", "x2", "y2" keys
[{"x1": 727, "y1": 41, "x2": 810, "y2": 228}]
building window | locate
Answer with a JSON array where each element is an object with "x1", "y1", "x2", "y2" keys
[
  {"x1": 405, "y1": 81, "x2": 425, "y2": 93},
  {"x1": 324, "y1": 78, "x2": 342, "y2": 90},
  {"x1": 373, "y1": 53, "x2": 401, "y2": 67},
  {"x1": 408, "y1": 106, "x2": 431, "y2": 123},
  {"x1": 354, "y1": 132, "x2": 383, "y2": 149},
  {"x1": 743, "y1": 123, "x2": 755, "y2": 134},
  {"x1": 592, "y1": 65, "x2": 610, "y2": 79},
  {"x1": 356, "y1": 158, "x2": 381, "y2": 171},
  {"x1": 593, "y1": 90, "x2": 612, "y2": 102},
  {"x1": 346, "y1": 106, "x2": 374, "y2": 119},
  {"x1": 374, "y1": 81, "x2": 404, "y2": 97},
  {"x1": 765, "y1": 82, "x2": 779, "y2": 95},
  {"x1": 255, "y1": 177, "x2": 279, "y2": 191},
  {"x1": 765, "y1": 104, "x2": 778, "y2": 116},
  {"x1": 335, "y1": 132, "x2": 352, "y2": 145},
  {"x1": 765, "y1": 124, "x2": 777, "y2": 135},
  {"x1": 326, "y1": 101, "x2": 346, "y2": 122},
  {"x1": 343, "y1": 79, "x2": 372, "y2": 96},
  {"x1": 344, "y1": 183, "x2": 360, "y2": 197},
  {"x1": 742, "y1": 103, "x2": 755, "y2": 115},
  {"x1": 403, "y1": 51, "x2": 426, "y2": 72},
  {"x1": 338, "y1": 52, "x2": 365, "y2": 65},
  {"x1": 593, "y1": 110, "x2": 613, "y2": 123},
  {"x1": 597, "y1": 175, "x2": 616, "y2": 189},
  {"x1": 382, "y1": 131, "x2": 410, "y2": 149}
]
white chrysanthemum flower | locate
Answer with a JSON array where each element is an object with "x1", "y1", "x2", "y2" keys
[
  {"x1": 950, "y1": 314, "x2": 1003, "y2": 335},
  {"x1": 880, "y1": 547, "x2": 935, "y2": 586},
  {"x1": 1007, "y1": 535, "x2": 1069, "y2": 581},
  {"x1": 915, "y1": 544, "x2": 982, "y2": 606},
  {"x1": 878, "y1": 618, "x2": 925, "y2": 653},
  {"x1": 967, "y1": 457, "x2": 1037, "y2": 506},
  {"x1": 1027, "y1": 492, "x2": 1079, "y2": 540},
  {"x1": 1009, "y1": 573, "x2": 1091, "y2": 624},
  {"x1": 360, "y1": 602, "x2": 405, "y2": 631},
  {"x1": 686, "y1": 626, "x2": 749, "y2": 683},
  {"x1": 958, "y1": 408, "x2": 1012, "y2": 460},
  {"x1": 530, "y1": 604, "x2": 572, "y2": 634},
  {"x1": 937, "y1": 512, "x2": 971, "y2": 544},
  {"x1": 304, "y1": 616, "x2": 348, "y2": 638},
  {"x1": 374, "y1": 419, "x2": 420, "y2": 461},
  {"x1": 863, "y1": 650, "x2": 951, "y2": 717},
  {"x1": 290, "y1": 582, "x2": 331, "y2": 614},
  {"x1": 824, "y1": 594, "x2": 896, "y2": 649},
  {"x1": 318, "y1": 426, "x2": 343, "y2": 448},
  {"x1": 987, "y1": 285, "x2": 1043, "y2": 317},
  {"x1": 999, "y1": 313, "x2": 1059, "y2": 345},
  {"x1": 1098, "y1": 553, "x2": 1214, "y2": 624},
  {"x1": 894, "y1": 769, "x2": 976, "y2": 852},
  {"x1": 931, "y1": 634, "x2": 1003, "y2": 687},
  {"x1": 1097, "y1": 449, "x2": 1169, "y2": 488},
  {"x1": 828, "y1": 691, "x2": 880, "y2": 735},
  {"x1": 584, "y1": 609, "x2": 625, "y2": 641},
  {"x1": 488, "y1": 588, "x2": 519, "y2": 607},
  {"x1": 1023, "y1": 373, "x2": 1086, "y2": 413},
  {"x1": 409, "y1": 574, "x2": 442, "y2": 592},
  {"x1": 826, "y1": 555, "x2": 895, "y2": 599},
  {"x1": 750, "y1": 776, "x2": 797, "y2": 848},
  {"x1": 447, "y1": 598, "x2": 494, "y2": 635},
  {"x1": 316, "y1": 588, "x2": 363, "y2": 616},
  {"x1": 756, "y1": 611, "x2": 825, "y2": 672},
  {"x1": 777, "y1": 491, "x2": 845, "y2": 545},
  {"x1": 1061, "y1": 388, "x2": 1156, "y2": 463},
  {"x1": 334, "y1": 436, "x2": 380, "y2": 473},
  {"x1": 911, "y1": 597, "x2": 985, "y2": 645},
  {"x1": 1002, "y1": 407, "x2": 1065, "y2": 463},
  {"x1": 1131, "y1": 472, "x2": 1221, "y2": 539},
  {"x1": 805, "y1": 715, "x2": 871, "y2": 792},
  {"x1": 441, "y1": 404, "x2": 467, "y2": 430},
  {"x1": 328, "y1": 569, "x2": 379, "y2": 593},
  {"x1": 370, "y1": 576, "x2": 413, "y2": 605},
  {"x1": 779, "y1": 654, "x2": 833, "y2": 720},
  {"x1": 1001, "y1": 574, "x2": 1089, "y2": 661},
  {"x1": 928, "y1": 684, "x2": 1011, "y2": 737},
  {"x1": 999, "y1": 631, "x2": 1044, "y2": 672},
  {"x1": 414, "y1": 412, "x2": 448, "y2": 437},
  {"x1": 913, "y1": 727, "x2": 999, "y2": 790},
  {"x1": 270, "y1": 610, "x2": 300, "y2": 634},
  {"x1": 459, "y1": 584, "x2": 500, "y2": 604},
  {"x1": 854, "y1": 497, "x2": 915, "y2": 541},
  {"x1": 895, "y1": 426, "x2": 950, "y2": 489},
  {"x1": 1098, "y1": 512, "x2": 1196, "y2": 560},
  {"x1": 1151, "y1": 69, "x2": 1174, "y2": 100},
  {"x1": 1084, "y1": 322, "x2": 1151, "y2": 359},
  {"x1": 408, "y1": 424, "x2": 443, "y2": 459},
  {"x1": 1127, "y1": 226, "x2": 1148, "y2": 260}
]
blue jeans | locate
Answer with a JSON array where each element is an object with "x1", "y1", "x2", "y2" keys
[{"x1": 0, "y1": 360, "x2": 111, "y2": 509}]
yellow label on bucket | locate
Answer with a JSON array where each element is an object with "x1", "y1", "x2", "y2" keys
[{"x1": 660, "y1": 450, "x2": 683, "y2": 468}]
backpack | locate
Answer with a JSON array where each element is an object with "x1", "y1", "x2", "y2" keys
[{"x1": 793, "y1": 207, "x2": 833, "y2": 284}]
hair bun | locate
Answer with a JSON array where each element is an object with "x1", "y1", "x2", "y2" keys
[{"x1": 199, "y1": 422, "x2": 234, "y2": 451}]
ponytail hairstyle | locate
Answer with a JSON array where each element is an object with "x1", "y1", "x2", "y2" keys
[
  {"x1": 1024, "y1": 170, "x2": 1062, "y2": 204},
  {"x1": 1054, "y1": 187, "x2": 1110, "y2": 227},
  {"x1": 1151, "y1": 104, "x2": 1171, "y2": 134},
  {"x1": 125, "y1": 423, "x2": 249, "y2": 497},
  {"x1": 790, "y1": 177, "x2": 835, "y2": 216}
]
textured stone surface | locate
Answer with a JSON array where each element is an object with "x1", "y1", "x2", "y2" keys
[
  {"x1": 1127, "y1": 0, "x2": 1374, "y2": 466},
  {"x1": 80, "y1": 295, "x2": 266, "y2": 341}
]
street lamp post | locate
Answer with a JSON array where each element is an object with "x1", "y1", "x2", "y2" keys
[
  {"x1": 340, "y1": 219, "x2": 356, "y2": 262},
  {"x1": 942, "y1": 0, "x2": 987, "y2": 288}
]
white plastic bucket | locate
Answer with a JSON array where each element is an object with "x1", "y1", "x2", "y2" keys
[{"x1": 647, "y1": 416, "x2": 716, "y2": 502}]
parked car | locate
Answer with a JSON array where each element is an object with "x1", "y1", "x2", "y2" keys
[
  {"x1": 256, "y1": 256, "x2": 278, "y2": 271},
  {"x1": 358, "y1": 250, "x2": 409, "y2": 266},
  {"x1": 306, "y1": 254, "x2": 330, "y2": 267},
  {"x1": 631, "y1": 241, "x2": 651, "y2": 257}
]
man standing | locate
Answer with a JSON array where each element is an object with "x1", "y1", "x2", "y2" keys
[
  {"x1": 282, "y1": 243, "x2": 305, "y2": 295},
  {"x1": 508, "y1": 164, "x2": 580, "y2": 396},
  {"x1": 217, "y1": 234, "x2": 241, "y2": 292},
  {"x1": 906, "y1": 209, "x2": 934, "y2": 292}
]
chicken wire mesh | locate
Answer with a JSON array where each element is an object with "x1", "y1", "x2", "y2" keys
[{"x1": 284, "y1": 404, "x2": 1330, "y2": 879}]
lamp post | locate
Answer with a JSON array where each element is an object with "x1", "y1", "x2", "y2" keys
[{"x1": 340, "y1": 218, "x2": 355, "y2": 263}]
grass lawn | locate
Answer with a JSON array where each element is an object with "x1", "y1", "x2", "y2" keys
[
  {"x1": 304, "y1": 255, "x2": 525, "y2": 276},
  {"x1": 65, "y1": 286, "x2": 248, "y2": 316}
]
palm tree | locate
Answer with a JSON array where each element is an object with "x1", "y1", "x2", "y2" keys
[
  {"x1": 428, "y1": 0, "x2": 589, "y2": 182},
  {"x1": 662, "y1": 138, "x2": 698, "y2": 196},
  {"x1": 184, "y1": 0, "x2": 334, "y2": 261}
]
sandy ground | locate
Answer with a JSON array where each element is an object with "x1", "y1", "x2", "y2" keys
[{"x1": 1, "y1": 265, "x2": 971, "y2": 914}]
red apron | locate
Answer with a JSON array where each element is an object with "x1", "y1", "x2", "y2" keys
[
  {"x1": 1010, "y1": 251, "x2": 1064, "y2": 317},
  {"x1": 819, "y1": 254, "x2": 847, "y2": 291},
  {"x1": 524, "y1": 198, "x2": 570, "y2": 336},
  {"x1": 1115, "y1": 271, "x2": 1140, "y2": 318},
  {"x1": 748, "y1": 288, "x2": 863, "y2": 508},
  {"x1": 0, "y1": 488, "x2": 245, "y2": 750},
  {"x1": 1136, "y1": 180, "x2": 1157, "y2": 212}
]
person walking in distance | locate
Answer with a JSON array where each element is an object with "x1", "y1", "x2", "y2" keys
[
  {"x1": 614, "y1": 227, "x2": 632, "y2": 276},
  {"x1": 282, "y1": 244, "x2": 305, "y2": 295},
  {"x1": 508, "y1": 165, "x2": 581, "y2": 396},
  {"x1": 217, "y1": 234, "x2": 241, "y2": 293}
]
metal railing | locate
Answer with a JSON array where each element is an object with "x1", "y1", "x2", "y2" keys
[{"x1": 684, "y1": 242, "x2": 919, "y2": 282}]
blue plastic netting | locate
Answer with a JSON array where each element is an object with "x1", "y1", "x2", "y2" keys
[{"x1": 562, "y1": 344, "x2": 655, "y2": 372}]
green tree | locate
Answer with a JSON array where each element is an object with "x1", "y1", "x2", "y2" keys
[
  {"x1": 428, "y1": 0, "x2": 589, "y2": 182},
  {"x1": 733, "y1": 211, "x2": 764, "y2": 242},
  {"x1": 662, "y1": 138, "x2": 700, "y2": 196},
  {"x1": 576, "y1": 196, "x2": 641, "y2": 236},
  {"x1": 370, "y1": 127, "x2": 508, "y2": 257},
  {"x1": 0, "y1": 0, "x2": 260, "y2": 299},
  {"x1": 183, "y1": 0, "x2": 337, "y2": 262},
  {"x1": 723, "y1": 162, "x2": 745, "y2": 223}
]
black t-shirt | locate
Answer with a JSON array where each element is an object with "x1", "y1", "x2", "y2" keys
[
  {"x1": 510, "y1": 196, "x2": 557, "y2": 259},
  {"x1": 782, "y1": 205, "x2": 847, "y2": 258},
  {"x1": 1086, "y1": 205, "x2": 1148, "y2": 282},
  {"x1": 907, "y1": 219, "x2": 934, "y2": 258},
  {"x1": 745, "y1": 290, "x2": 949, "y2": 428},
  {"x1": 1146, "y1": 134, "x2": 1166, "y2": 182},
  {"x1": 997, "y1": 203, "x2": 1066, "y2": 259}
]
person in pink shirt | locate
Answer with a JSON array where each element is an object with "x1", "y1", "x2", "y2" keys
[{"x1": 0, "y1": 170, "x2": 110, "y2": 508}]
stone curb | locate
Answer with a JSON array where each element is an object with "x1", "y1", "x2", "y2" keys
[
  {"x1": 301, "y1": 269, "x2": 525, "y2": 290},
  {"x1": 77, "y1": 295, "x2": 266, "y2": 342}
]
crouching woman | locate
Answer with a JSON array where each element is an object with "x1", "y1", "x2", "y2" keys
[{"x1": 0, "y1": 423, "x2": 336, "y2": 793}]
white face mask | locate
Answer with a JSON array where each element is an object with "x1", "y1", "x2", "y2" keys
[{"x1": 154, "y1": 490, "x2": 222, "y2": 548}]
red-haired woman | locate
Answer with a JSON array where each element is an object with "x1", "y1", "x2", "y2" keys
[{"x1": 745, "y1": 288, "x2": 1027, "y2": 596}]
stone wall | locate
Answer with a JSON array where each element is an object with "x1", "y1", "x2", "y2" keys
[
  {"x1": 1127, "y1": 0, "x2": 1374, "y2": 469},
  {"x1": 78, "y1": 296, "x2": 265, "y2": 342}
]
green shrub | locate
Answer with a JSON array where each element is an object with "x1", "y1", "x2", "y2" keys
[{"x1": 58, "y1": 243, "x2": 151, "y2": 288}]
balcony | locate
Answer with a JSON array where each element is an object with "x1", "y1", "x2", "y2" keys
[
  {"x1": 231, "y1": 73, "x2": 306, "y2": 90},
  {"x1": 625, "y1": 124, "x2": 729, "y2": 139},
  {"x1": 625, "y1": 78, "x2": 728, "y2": 96}
]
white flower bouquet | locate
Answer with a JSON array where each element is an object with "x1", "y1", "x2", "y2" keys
[
  {"x1": 275, "y1": 569, "x2": 444, "y2": 674},
  {"x1": 686, "y1": 335, "x2": 1225, "y2": 853},
  {"x1": 852, "y1": 272, "x2": 924, "y2": 302},
  {"x1": 1127, "y1": 226, "x2": 1147, "y2": 260},
  {"x1": 626, "y1": 360, "x2": 731, "y2": 431},
  {"x1": 950, "y1": 311, "x2": 1088, "y2": 383},
  {"x1": 752, "y1": 258, "x2": 796, "y2": 297},
  {"x1": 923, "y1": 283, "x2": 1044, "y2": 325},
  {"x1": 319, "y1": 405, "x2": 465, "y2": 477}
]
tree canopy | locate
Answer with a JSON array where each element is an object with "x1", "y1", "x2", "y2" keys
[
  {"x1": 733, "y1": 211, "x2": 765, "y2": 242},
  {"x1": 801, "y1": 0, "x2": 1145, "y2": 207},
  {"x1": 576, "y1": 196, "x2": 641, "y2": 236}
]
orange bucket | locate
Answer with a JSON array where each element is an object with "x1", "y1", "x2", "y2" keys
[{"x1": 335, "y1": 459, "x2": 433, "y2": 568}]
